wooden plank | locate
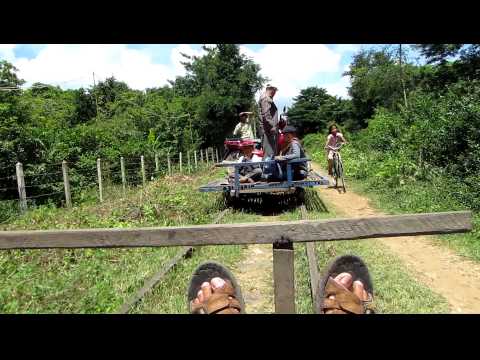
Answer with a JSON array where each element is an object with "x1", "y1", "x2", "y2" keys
[
  {"x1": 300, "y1": 205, "x2": 321, "y2": 312},
  {"x1": 273, "y1": 241, "x2": 295, "y2": 314},
  {"x1": 0, "y1": 211, "x2": 472, "y2": 250},
  {"x1": 62, "y1": 161, "x2": 72, "y2": 208},
  {"x1": 16, "y1": 162, "x2": 27, "y2": 213},
  {"x1": 116, "y1": 209, "x2": 229, "y2": 314}
]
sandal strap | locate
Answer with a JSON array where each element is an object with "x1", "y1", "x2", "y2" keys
[
  {"x1": 322, "y1": 277, "x2": 373, "y2": 314},
  {"x1": 190, "y1": 280, "x2": 242, "y2": 314}
]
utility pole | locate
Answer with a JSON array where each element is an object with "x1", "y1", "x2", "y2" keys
[{"x1": 399, "y1": 44, "x2": 408, "y2": 109}]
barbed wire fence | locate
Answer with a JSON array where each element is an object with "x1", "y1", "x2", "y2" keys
[{"x1": 0, "y1": 146, "x2": 224, "y2": 220}]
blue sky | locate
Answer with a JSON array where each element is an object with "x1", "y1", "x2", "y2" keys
[{"x1": 0, "y1": 44, "x2": 423, "y2": 109}]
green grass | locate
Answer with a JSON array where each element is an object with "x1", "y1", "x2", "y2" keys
[
  {"x1": 280, "y1": 191, "x2": 450, "y2": 314},
  {"x1": 0, "y1": 158, "x2": 453, "y2": 313},
  {"x1": 0, "y1": 167, "x2": 246, "y2": 314}
]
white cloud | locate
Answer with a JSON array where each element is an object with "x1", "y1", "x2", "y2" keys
[
  {"x1": 170, "y1": 44, "x2": 206, "y2": 78},
  {"x1": 9, "y1": 44, "x2": 206, "y2": 90},
  {"x1": 0, "y1": 44, "x2": 16, "y2": 63},
  {"x1": 4, "y1": 44, "x2": 353, "y2": 101},
  {"x1": 240, "y1": 44, "x2": 342, "y2": 102},
  {"x1": 324, "y1": 76, "x2": 351, "y2": 99}
]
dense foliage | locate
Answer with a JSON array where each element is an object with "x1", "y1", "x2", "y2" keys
[
  {"x1": 302, "y1": 44, "x2": 480, "y2": 260},
  {"x1": 0, "y1": 45, "x2": 265, "y2": 204}
]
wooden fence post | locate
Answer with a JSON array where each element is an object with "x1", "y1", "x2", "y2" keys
[
  {"x1": 187, "y1": 151, "x2": 191, "y2": 173},
  {"x1": 200, "y1": 149, "x2": 204, "y2": 163},
  {"x1": 121, "y1": 157, "x2": 126, "y2": 196},
  {"x1": 97, "y1": 158, "x2": 103, "y2": 203},
  {"x1": 167, "y1": 154, "x2": 172, "y2": 176},
  {"x1": 62, "y1": 160, "x2": 72, "y2": 208},
  {"x1": 216, "y1": 148, "x2": 219, "y2": 163},
  {"x1": 179, "y1": 152, "x2": 183, "y2": 173},
  {"x1": 194, "y1": 150, "x2": 198, "y2": 169},
  {"x1": 155, "y1": 153, "x2": 159, "y2": 174},
  {"x1": 15, "y1": 162, "x2": 27, "y2": 213},
  {"x1": 141, "y1": 155, "x2": 146, "y2": 187},
  {"x1": 206, "y1": 149, "x2": 209, "y2": 166},
  {"x1": 273, "y1": 241, "x2": 296, "y2": 314}
]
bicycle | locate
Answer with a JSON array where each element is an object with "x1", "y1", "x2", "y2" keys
[{"x1": 328, "y1": 143, "x2": 346, "y2": 193}]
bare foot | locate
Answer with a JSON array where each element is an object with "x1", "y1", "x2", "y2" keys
[
  {"x1": 325, "y1": 272, "x2": 372, "y2": 314},
  {"x1": 191, "y1": 277, "x2": 240, "y2": 314}
]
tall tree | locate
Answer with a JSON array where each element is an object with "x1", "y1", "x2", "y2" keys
[
  {"x1": 344, "y1": 48, "x2": 420, "y2": 128},
  {"x1": 171, "y1": 44, "x2": 266, "y2": 147}
]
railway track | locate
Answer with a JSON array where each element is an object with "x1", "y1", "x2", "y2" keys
[{"x1": 117, "y1": 209, "x2": 230, "y2": 314}]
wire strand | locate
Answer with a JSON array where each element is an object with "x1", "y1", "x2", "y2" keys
[{"x1": 25, "y1": 191, "x2": 65, "y2": 199}]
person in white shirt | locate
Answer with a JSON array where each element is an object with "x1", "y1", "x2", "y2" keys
[
  {"x1": 233, "y1": 112, "x2": 254, "y2": 139},
  {"x1": 325, "y1": 124, "x2": 347, "y2": 176}
]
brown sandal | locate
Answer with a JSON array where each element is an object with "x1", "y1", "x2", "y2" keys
[
  {"x1": 187, "y1": 262, "x2": 245, "y2": 314},
  {"x1": 316, "y1": 255, "x2": 375, "y2": 314}
]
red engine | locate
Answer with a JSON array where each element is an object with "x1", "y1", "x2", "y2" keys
[{"x1": 224, "y1": 138, "x2": 263, "y2": 161}]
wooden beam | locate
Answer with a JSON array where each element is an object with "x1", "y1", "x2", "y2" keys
[
  {"x1": 0, "y1": 211, "x2": 472, "y2": 250},
  {"x1": 273, "y1": 241, "x2": 295, "y2": 314}
]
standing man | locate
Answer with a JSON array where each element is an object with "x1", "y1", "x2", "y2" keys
[{"x1": 258, "y1": 84, "x2": 279, "y2": 158}]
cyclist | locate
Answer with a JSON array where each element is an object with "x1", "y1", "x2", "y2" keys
[{"x1": 325, "y1": 124, "x2": 346, "y2": 177}]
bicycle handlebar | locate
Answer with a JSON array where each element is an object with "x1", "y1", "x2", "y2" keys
[{"x1": 327, "y1": 143, "x2": 345, "y2": 151}]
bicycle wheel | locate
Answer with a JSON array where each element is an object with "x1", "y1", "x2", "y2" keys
[
  {"x1": 331, "y1": 155, "x2": 338, "y2": 188},
  {"x1": 338, "y1": 158, "x2": 346, "y2": 193}
]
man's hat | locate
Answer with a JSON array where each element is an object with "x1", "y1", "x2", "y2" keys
[
  {"x1": 282, "y1": 125, "x2": 297, "y2": 134},
  {"x1": 266, "y1": 84, "x2": 278, "y2": 90}
]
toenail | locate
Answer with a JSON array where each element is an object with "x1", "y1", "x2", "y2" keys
[{"x1": 211, "y1": 277, "x2": 226, "y2": 289}]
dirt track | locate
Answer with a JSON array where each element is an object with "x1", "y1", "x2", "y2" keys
[{"x1": 311, "y1": 162, "x2": 480, "y2": 314}]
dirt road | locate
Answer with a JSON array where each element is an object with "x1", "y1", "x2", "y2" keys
[
  {"x1": 235, "y1": 216, "x2": 278, "y2": 314},
  {"x1": 311, "y1": 162, "x2": 480, "y2": 313}
]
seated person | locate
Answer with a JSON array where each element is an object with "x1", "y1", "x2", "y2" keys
[
  {"x1": 233, "y1": 112, "x2": 254, "y2": 140},
  {"x1": 274, "y1": 126, "x2": 308, "y2": 180},
  {"x1": 228, "y1": 140, "x2": 263, "y2": 183}
]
